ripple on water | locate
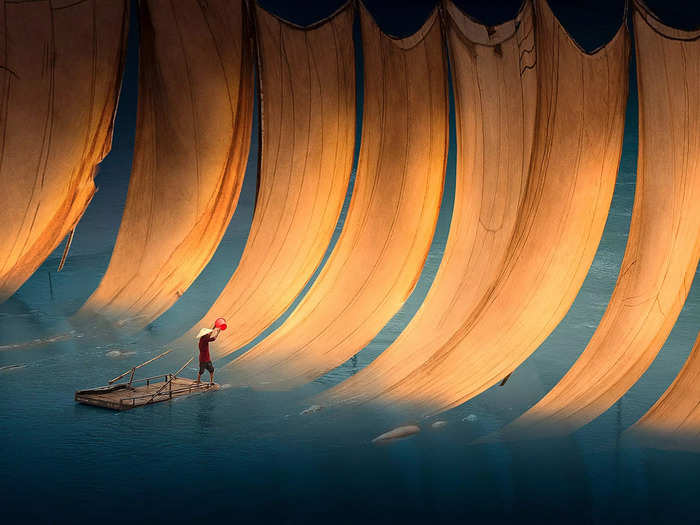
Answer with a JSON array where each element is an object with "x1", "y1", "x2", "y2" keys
[{"x1": 0, "y1": 364, "x2": 27, "y2": 372}]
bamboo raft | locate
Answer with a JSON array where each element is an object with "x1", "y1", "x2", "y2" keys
[{"x1": 75, "y1": 351, "x2": 219, "y2": 411}]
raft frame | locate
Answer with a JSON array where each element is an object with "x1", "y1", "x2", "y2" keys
[{"x1": 75, "y1": 354, "x2": 219, "y2": 411}]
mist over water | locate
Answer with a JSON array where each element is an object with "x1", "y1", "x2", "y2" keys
[{"x1": 2, "y1": 1, "x2": 700, "y2": 523}]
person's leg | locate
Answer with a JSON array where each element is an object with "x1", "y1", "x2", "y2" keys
[{"x1": 209, "y1": 370, "x2": 214, "y2": 385}]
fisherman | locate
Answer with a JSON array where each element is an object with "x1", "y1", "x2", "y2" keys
[{"x1": 196, "y1": 325, "x2": 219, "y2": 385}]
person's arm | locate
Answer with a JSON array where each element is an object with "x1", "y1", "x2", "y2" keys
[{"x1": 210, "y1": 328, "x2": 221, "y2": 342}]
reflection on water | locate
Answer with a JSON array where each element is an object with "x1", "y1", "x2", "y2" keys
[{"x1": 1, "y1": 254, "x2": 699, "y2": 524}]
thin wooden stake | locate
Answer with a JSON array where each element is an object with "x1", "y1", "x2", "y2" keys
[{"x1": 57, "y1": 228, "x2": 75, "y2": 272}]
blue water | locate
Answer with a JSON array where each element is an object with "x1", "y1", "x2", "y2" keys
[{"x1": 2, "y1": 2, "x2": 700, "y2": 524}]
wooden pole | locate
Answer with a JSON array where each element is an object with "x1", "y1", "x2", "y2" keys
[
  {"x1": 108, "y1": 349, "x2": 172, "y2": 384},
  {"x1": 57, "y1": 228, "x2": 75, "y2": 272},
  {"x1": 171, "y1": 358, "x2": 192, "y2": 379}
]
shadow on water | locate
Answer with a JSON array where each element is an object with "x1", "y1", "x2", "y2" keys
[
  {"x1": 640, "y1": 449, "x2": 700, "y2": 523},
  {"x1": 506, "y1": 438, "x2": 593, "y2": 524}
]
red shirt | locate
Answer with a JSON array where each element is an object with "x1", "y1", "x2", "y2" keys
[{"x1": 198, "y1": 335, "x2": 214, "y2": 362}]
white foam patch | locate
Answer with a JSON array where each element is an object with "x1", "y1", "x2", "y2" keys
[
  {"x1": 300, "y1": 404, "x2": 322, "y2": 416},
  {"x1": 105, "y1": 350, "x2": 137, "y2": 358},
  {"x1": 116, "y1": 314, "x2": 149, "y2": 327}
]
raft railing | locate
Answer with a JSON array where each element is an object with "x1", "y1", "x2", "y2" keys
[{"x1": 108, "y1": 349, "x2": 172, "y2": 386}]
